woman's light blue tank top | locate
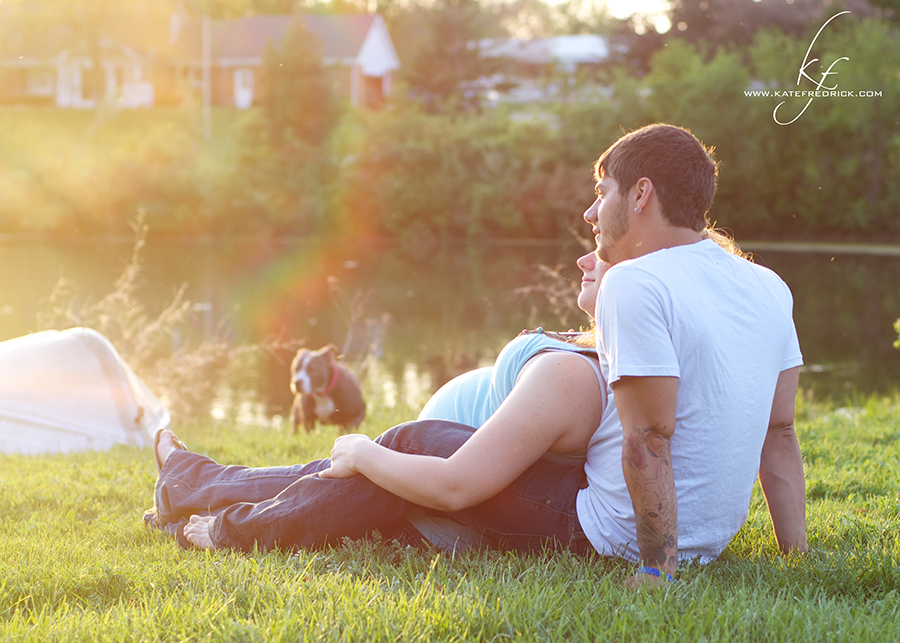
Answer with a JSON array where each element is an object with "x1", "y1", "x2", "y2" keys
[{"x1": 417, "y1": 332, "x2": 601, "y2": 428}]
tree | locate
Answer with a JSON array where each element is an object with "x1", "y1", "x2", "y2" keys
[
  {"x1": 390, "y1": 0, "x2": 507, "y2": 109},
  {"x1": 550, "y1": 0, "x2": 614, "y2": 35},
  {"x1": 497, "y1": 0, "x2": 562, "y2": 38},
  {"x1": 262, "y1": 17, "x2": 339, "y2": 148},
  {"x1": 666, "y1": 0, "x2": 877, "y2": 51},
  {"x1": 867, "y1": 0, "x2": 900, "y2": 21},
  {"x1": 235, "y1": 16, "x2": 345, "y2": 235}
]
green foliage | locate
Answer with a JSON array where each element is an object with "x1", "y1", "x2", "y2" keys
[
  {"x1": 561, "y1": 18, "x2": 900, "y2": 241},
  {"x1": 209, "y1": 17, "x2": 352, "y2": 237},
  {"x1": 341, "y1": 103, "x2": 521, "y2": 240},
  {"x1": 2, "y1": 393, "x2": 900, "y2": 641},
  {"x1": 236, "y1": 110, "x2": 342, "y2": 237},
  {"x1": 1, "y1": 16, "x2": 900, "y2": 242},
  {"x1": 389, "y1": 0, "x2": 506, "y2": 108},
  {"x1": 667, "y1": 0, "x2": 826, "y2": 49},
  {"x1": 340, "y1": 99, "x2": 595, "y2": 242},
  {"x1": 262, "y1": 17, "x2": 340, "y2": 148},
  {"x1": 865, "y1": 0, "x2": 900, "y2": 22}
]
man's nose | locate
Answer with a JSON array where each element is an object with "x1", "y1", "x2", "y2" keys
[{"x1": 583, "y1": 197, "x2": 600, "y2": 224}]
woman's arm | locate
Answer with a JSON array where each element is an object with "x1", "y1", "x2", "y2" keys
[{"x1": 319, "y1": 352, "x2": 604, "y2": 512}]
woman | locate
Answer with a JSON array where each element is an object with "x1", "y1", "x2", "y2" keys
[
  {"x1": 148, "y1": 252, "x2": 610, "y2": 551},
  {"x1": 406, "y1": 252, "x2": 605, "y2": 548}
]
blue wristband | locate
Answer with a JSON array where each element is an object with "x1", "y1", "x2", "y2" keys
[{"x1": 637, "y1": 566, "x2": 676, "y2": 582}]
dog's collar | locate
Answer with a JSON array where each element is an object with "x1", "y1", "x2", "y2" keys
[{"x1": 319, "y1": 363, "x2": 340, "y2": 396}]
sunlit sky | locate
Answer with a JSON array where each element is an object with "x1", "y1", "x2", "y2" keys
[
  {"x1": 602, "y1": 0, "x2": 670, "y2": 20},
  {"x1": 546, "y1": 0, "x2": 673, "y2": 33}
]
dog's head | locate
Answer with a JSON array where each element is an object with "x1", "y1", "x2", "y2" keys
[{"x1": 291, "y1": 345, "x2": 339, "y2": 395}]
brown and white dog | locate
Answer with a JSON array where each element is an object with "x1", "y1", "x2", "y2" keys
[{"x1": 290, "y1": 345, "x2": 366, "y2": 434}]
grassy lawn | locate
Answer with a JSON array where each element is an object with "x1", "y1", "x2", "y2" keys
[{"x1": 1, "y1": 392, "x2": 899, "y2": 642}]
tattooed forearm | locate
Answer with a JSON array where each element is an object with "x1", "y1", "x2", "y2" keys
[
  {"x1": 623, "y1": 424, "x2": 677, "y2": 570},
  {"x1": 634, "y1": 514, "x2": 677, "y2": 569}
]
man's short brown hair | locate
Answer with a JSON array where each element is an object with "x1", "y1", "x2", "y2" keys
[{"x1": 594, "y1": 124, "x2": 718, "y2": 232}]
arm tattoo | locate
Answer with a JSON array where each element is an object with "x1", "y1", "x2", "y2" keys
[{"x1": 623, "y1": 425, "x2": 677, "y2": 569}]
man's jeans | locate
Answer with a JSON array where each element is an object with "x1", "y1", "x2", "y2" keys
[{"x1": 153, "y1": 419, "x2": 592, "y2": 554}]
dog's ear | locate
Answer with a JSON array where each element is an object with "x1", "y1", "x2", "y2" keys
[
  {"x1": 325, "y1": 344, "x2": 342, "y2": 360},
  {"x1": 291, "y1": 348, "x2": 308, "y2": 372}
]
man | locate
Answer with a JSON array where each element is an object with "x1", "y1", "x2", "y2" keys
[
  {"x1": 158, "y1": 124, "x2": 806, "y2": 583},
  {"x1": 576, "y1": 123, "x2": 807, "y2": 583}
]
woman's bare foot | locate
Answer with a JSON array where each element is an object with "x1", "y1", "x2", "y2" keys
[
  {"x1": 153, "y1": 429, "x2": 188, "y2": 472},
  {"x1": 183, "y1": 515, "x2": 217, "y2": 550},
  {"x1": 156, "y1": 430, "x2": 178, "y2": 468}
]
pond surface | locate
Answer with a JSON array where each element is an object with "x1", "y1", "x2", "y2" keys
[
  {"x1": 742, "y1": 242, "x2": 900, "y2": 401},
  {"x1": 1, "y1": 237, "x2": 898, "y2": 421}
]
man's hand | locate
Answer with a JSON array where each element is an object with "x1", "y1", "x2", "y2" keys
[
  {"x1": 319, "y1": 434, "x2": 373, "y2": 479},
  {"x1": 625, "y1": 567, "x2": 676, "y2": 589},
  {"x1": 614, "y1": 376, "x2": 680, "y2": 578}
]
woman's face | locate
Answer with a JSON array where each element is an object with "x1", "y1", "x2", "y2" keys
[{"x1": 576, "y1": 251, "x2": 610, "y2": 317}]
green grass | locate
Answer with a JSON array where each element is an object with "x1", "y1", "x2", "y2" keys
[{"x1": 1, "y1": 394, "x2": 899, "y2": 642}]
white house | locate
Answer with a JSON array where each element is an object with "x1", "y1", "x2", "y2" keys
[
  {"x1": 482, "y1": 35, "x2": 610, "y2": 73},
  {"x1": 471, "y1": 34, "x2": 611, "y2": 105},
  {"x1": 0, "y1": 29, "x2": 156, "y2": 108}
]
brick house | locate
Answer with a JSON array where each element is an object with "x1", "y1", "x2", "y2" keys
[{"x1": 168, "y1": 14, "x2": 400, "y2": 109}]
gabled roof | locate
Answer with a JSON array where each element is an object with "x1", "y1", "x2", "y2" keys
[
  {"x1": 1, "y1": 26, "x2": 147, "y2": 65},
  {"x1": 171, "y1": 13, "x2": 398, "y2": 70}
]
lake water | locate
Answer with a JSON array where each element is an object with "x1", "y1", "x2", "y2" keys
[
  {"x1": 742, "y1": 242, "x2": 900, "y2": 401},
  {"x1": 1, "y1": 237, "x2": 899, "y2": 420}
]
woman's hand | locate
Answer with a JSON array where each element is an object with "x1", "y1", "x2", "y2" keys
[{"x1": 318, "y1": 434, "x2": 373, "y2": 479}]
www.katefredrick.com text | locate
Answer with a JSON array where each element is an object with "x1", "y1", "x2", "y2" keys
[{"x1": 745, "y1": 89, "x2": 883, "y2": 98}]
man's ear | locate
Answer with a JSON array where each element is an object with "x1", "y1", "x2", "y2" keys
[{"x1": 632, "y1": 177, "x2": 654, "y2": 212}]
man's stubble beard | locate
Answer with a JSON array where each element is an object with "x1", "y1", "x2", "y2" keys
[{"x1": 596, "y1": 199, "x2": 630, "y2": 264}]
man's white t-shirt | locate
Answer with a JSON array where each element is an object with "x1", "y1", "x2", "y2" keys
[{"x1": 575, "y1": 239, "x2": 803, "y2": 562}]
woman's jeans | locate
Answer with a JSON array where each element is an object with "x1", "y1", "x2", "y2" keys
[{"x1": 153, "y1": 419, "x2": 592, "y2": 555}]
